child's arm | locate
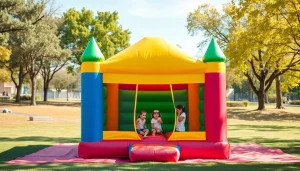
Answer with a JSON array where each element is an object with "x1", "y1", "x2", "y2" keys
[
  {"x1": 177, "y1": 116, "x2": 185, "y2": 122},
  {"x1": 151, "y1": 119, "x2": 155, "y2": 128},
  {"x1": 151, "y1": 123, "x2": 155, "y2": 129},
  {"x1": 136, "y1": 118, "x2": 139, "y2": 126},
  {"x1": 177, "y1": 114, "x2": 185, "y2": 122},
  {"x1": 158, "y1": 117, "x2": 163, "y2": 124},
  {"x1": 144, "y1": 120, "x2": 147, "y2": 129}
]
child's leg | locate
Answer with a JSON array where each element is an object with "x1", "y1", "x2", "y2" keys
[
  {"x1": 152, "y1": 128, "x2": 156, "y2": 136},
  {"x1": 137, "y1": 129, "x2": 144, "y2": 135},
  {"x1": 156, "y1": 128, "x2": 162, "y2": 134},
  {"x1": 143, "y1": 129, "x2": 149, "y2": 137}
]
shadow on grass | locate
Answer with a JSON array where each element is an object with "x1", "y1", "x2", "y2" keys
[
  {"x1": 0, "y1": 136, "x2": 80, "y2": 143},
  {"x1": 227, "y1": 108, "x2": 300, "y2": 121},
  {"x1": 1, "y1": 160, "x2": 300, "y2": 171},
  {"x1": 0, "y1": 100, "x2": 80, "y2": 107},
  {"x1": 229, "y1": 137, "x2": 300, "y2": 156},
  {"x1": 0, "y1": 145, "x2": 49, "y2": 163}
]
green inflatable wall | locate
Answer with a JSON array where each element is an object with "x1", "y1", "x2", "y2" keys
[{"x1": 118, "y1": 89, "x2": 188, "y2": 132}]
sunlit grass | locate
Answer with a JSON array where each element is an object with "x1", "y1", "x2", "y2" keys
[{"x1": 0, "y1": 102, "x2": 299, "y2": 170}]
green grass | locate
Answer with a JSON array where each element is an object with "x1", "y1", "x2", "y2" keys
[{"x1": 0, "y1": 102, "x2": 300, "y2": 170}]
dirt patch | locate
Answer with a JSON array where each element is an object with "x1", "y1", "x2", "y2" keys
[{"x1": 0, "y1": 104, "x2": 80, "y2": 119}]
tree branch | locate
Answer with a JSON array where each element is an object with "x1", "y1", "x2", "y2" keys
[
  {"x1": 244, "y1": 72, "x2": 259, "y2": 95},
  {"x1": 248, "y1": 59, "x2": 261, "y2": 79}
]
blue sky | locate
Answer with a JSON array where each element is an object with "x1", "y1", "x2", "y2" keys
[{"x1": 56, "y1": 0, "x2": 227, "y2": 57}]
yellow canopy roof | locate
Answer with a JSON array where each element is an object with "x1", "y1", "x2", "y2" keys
[{"x1": 100, "y1": 37, "x2": 206, "y2": 74}]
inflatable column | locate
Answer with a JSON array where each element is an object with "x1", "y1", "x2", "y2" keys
[
  {"x1": 81, "y1": 37, "x2": 105, "y2": 142},
  {"x1": 203, "y1": 38, "x2": 227, "y2": 142}
]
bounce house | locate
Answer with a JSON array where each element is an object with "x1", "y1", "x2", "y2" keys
[{"x1": 78, "y1": 37, "x2": 230, "y2": 162}]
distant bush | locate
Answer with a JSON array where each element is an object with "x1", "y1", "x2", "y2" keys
[
  {"x1": 290, "y1": 100, "x2": 300, "y2": 105},
  {"x1": 227, "y1": 101, "x2": 249, "y2": 107},
  {"x1": 13, "y1": 95, "x2": 42, "y2": 101},
  {"x1": 0, "y1": 96, "x2": 11, "y2": 100},
  {"x1": 267, "y1": 94, "x2": 287, "y2": 103},
  {"x1": 267, "y1": 95, "x2": 276, "y2": 103}
]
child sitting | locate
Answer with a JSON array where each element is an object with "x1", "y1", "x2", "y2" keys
[
  {"x1": 136, "y1": 110, "x2": 149, "y2": 138},
  {"x1": 151, "y1": 110, "x2": 163, "y2": 136}
]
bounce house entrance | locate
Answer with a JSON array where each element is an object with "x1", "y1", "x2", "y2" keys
[{"x1": 118, "y1": 84, "x2": 188, "y2": 132}]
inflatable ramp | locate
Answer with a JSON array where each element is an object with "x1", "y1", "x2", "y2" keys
[{"x1": 129, "y1": 144, "x2": 180, "y2": 162}]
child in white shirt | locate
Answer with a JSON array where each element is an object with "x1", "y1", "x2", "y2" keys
[
  {"x1": 136, "y1": 110, "x2": 149, "y2": 138},
  {"x1": 151, "y1": 110, "x2": 163, "y2": 136},
  {"x1": 175, "y1": 104, "x2": 186, "y2": 132}
]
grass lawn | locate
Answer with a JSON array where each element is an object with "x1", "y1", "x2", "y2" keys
[{"x1": 0, "y1": 101, "x2": 300, "y2": 170}]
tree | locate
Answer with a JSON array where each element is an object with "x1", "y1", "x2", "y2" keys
[
  {"x1": 186, "y1": 2, "x2": 300, "y2": 110},
  {"x1": 0, "y1": 0, "x2": 55, "y2": 102},
  {"x1": 50, "y1": 69, "x2": 79, "y2": 100},
  {"x1": 0, "y1": 0, "x2": 53, "y2": 43},
  {"x1": 41, "y1": 49, "x2": 71, "y2": 101},
  {"x1": 40, "y1": 18, "x2": 72, "y2": 102},
  {"x1": 11, "y1": 17, "x2": 64, "y2": 105},
  {"x1": 58, "y1": 8, "x2": 131, "y2": 72},
  {"x1": 51, "y1": 70, "x2": 67, "y2": 98}
]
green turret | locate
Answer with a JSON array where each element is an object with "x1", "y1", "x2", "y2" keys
[
  {"x1": 203, "y1": 37, "x2": 226, "y2": 63},
  {"x1": 81, "y1": 37, "x2": 105, "y2": 62}
]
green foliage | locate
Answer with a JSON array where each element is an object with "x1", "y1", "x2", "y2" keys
[
  {"x1": 11, "y1": 16, "x2": 67, "y2": 105},
  {"x1": 0, "y1": 96, "x2": 11, "y2": 100},
  {"x1": 289, "y1": 84, "x2": 300, "y2": 100},
  {"x1": 59, "y1": 8, "x2": 131, "y2": 71},
  {"x1": 50, "y1": 68, "x2": 80, "y2": 93},
  {"x1": 12, "y1": 95, "x2": 41, "y2": 101},
  {"x1": 232, "y1": 80, "x2": 249, "y2": 94},
  {"x1": 227, "y1": 101, "x2": 249, "y2": 107},
  {"x1": 0, "y1": 0, "x2": 48, "y2": 44}
]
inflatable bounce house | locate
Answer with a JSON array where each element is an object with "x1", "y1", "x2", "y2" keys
[{"x1": 78, "y1": 37, "x2": 230, "y2": 162}]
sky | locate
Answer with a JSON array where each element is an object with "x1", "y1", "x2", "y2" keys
[{"x1": 55, "y1": 0, "x2": 227, "y2": 57}]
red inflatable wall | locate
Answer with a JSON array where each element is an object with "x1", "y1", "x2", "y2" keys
[
  {"x1": 78, "y1": 140, "x2": 230, "y2": 159},
  {"x1": 204, "y1": 73, "x2": 227, "y2": 142}
]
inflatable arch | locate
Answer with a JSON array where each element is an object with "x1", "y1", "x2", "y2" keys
[{"x1": 78, "y1": 37, "x2": 230, "y2": 162}]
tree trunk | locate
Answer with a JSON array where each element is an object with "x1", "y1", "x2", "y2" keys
[
  {"x1": 276, "y1": 76, "x2": 284, "y2": 109},
  {"x1": 258, "y1": 93, "x2": 265, "y2": 110},
  {"x1": 16, "y1": 83, "x2": 22, "y2": 102},
  {"x1": 30, "y1": 77, "x2": 36, "y2": 106},
  {"x1": 233, "y1": 90, "x2": 236, "y2": 101},
  {"x1": 43, "y1": 80, "x2": 49, "y2": 102},
  {"x1": 257, "y1": 77, "x2": 266, "y2": 110},
  {"x1": 15, "y1": 67, "x2": 24, "y2": 103}
]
